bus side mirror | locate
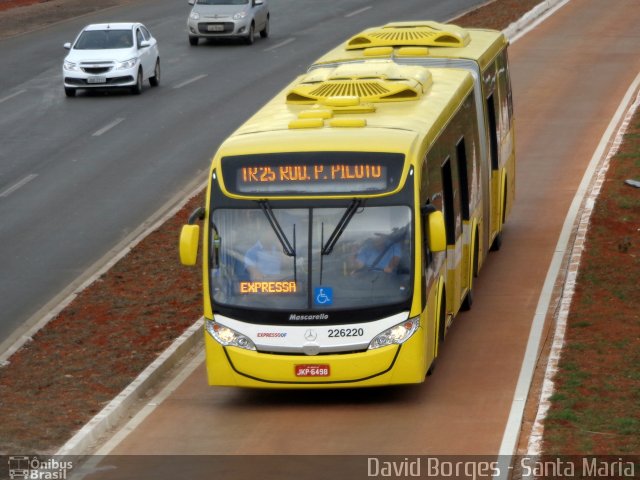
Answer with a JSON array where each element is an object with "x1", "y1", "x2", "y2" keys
[
  {"x1": 180, "y1": 225, "x2": 200, "y2": 266},
  {"x1": 427, "y1": 210, "x2": 446, "y2": 253},
  {"x1": 179, "y1": 206, "x2": 205, "y2": 266}
]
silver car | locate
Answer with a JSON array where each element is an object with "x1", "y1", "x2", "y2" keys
[
  {"x1": 187, "y1": 0, "x2": 269, "y2": 46},
  {"x1": 62, "y1": 23, "x2": 160, "y2": 97}
]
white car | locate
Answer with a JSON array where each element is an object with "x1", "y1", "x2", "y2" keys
[
  {"x1": 187, "y1": 0, "x2": 269, "y2": 46},
  {"x1": 62, "y1": 23, "x2": 160, "y2": 97}
]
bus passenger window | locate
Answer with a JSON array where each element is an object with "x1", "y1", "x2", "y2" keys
[
  {"x1": 441, "y1": 158, "x2": 456, "y2": 245},
  {"x1": 456, "y1": 137, "x2": 470, "y2": 221},
  {"x1": 422, "y1": 211, "x2": 434, "y2": 268},
  {"x1": 486, "y1": 94, "x2": 499, "y2": 171}
]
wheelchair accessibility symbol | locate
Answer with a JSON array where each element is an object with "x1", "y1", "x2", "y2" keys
[{"x1": 314, "y1": 287, "x2": 333, "y2": 305}]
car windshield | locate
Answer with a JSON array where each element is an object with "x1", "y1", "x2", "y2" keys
[
  {"x1": 209, "y1": 205, "x2": 412, "y2": 312},
  {"x1": 75, "y1": 29, "x2": 133, "y2": 50},
  {"x1": 196, "y1": 0, "x2": 248, "y2": 4}
]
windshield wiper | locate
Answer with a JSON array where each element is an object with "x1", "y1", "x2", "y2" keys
[
  {"x1": 258, "y1": 200, "x2": 295, "y2": 257},
  {"x1": 321, "y1": 199, "x2": 362, "y2": 255}
]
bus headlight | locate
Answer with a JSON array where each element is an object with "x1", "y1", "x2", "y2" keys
[
  {"x1": 205, "y1": 320, "x2": 256, "y2": 350},
  {"x1": 368, "y1": 317, "x2": 419, "y2": 349}
]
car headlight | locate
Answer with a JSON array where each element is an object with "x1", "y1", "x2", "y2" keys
[
  {"x1": 233, "y1": 11, "x2": 248, "y2": 20},
  {"x1": 63, "y1": 60, "x2": 79, "y2": 71},
  {"x1": 368, "y1": 317, "x2": 419, "y2": 349},
  {"x1": 190, "y1": 11, "x2": 200, "y2": 20},
  {"x1": 205, "y1": 320, "x2": 256, "y2": 350},
  {"x1": 116, "y1": 58, "x2": 138, "y2": 70}
]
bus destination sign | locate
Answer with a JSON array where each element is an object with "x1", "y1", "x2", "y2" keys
[
  {"x1": 240, "y1": 163, "x2": 385, "y2": 190},
  {"x1": 220, "y1": 152, "x2": 403, "y2": 195}
]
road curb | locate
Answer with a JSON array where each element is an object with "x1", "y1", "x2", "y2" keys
[
  {"x1": 503, "y1": 0, "x2": 569, "y2": 41},
  {"x1": 56, "y1": 319, "x2": 203, "y2": 456}
]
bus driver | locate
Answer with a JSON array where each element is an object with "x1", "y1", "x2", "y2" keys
[{"x1": 352, "y1": 234, "x2": 402, "y2": 274}]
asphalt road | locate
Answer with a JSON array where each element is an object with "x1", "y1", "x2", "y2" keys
[
  {"x1": 71, "y1": 0, "x2": 640, "y2": 474},
  {"x1": 0, "y1": 0, "x2": 489, "y2": 348}
]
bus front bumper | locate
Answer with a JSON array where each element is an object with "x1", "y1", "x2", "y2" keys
[{"x1": 203, "y1": 327, "x2": 427, "y2": 388}]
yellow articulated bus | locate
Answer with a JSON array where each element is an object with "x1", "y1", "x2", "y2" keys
[
  {"x1": 311, "y1": 20, "x2": 516, "y2": 268},
  {"x1": 180, "y1": 57, "x2": 501, "y2": 388}
]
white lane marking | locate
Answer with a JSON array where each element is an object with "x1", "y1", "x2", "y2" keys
[
  {"x1": 0, "y1": 174, "x2": 38, "y2": 198},
  {"x1": 264, "y1": 37, "x2": 295, "y2": 52},
  {"x1": 173, "y1": 74, "x2": 208, "y2": 89},
  {"x1": 92, "y1": 118, "x2": 125, "y2": 137},
  {"x1": 0, "y1": 89, "x2": 27, "y2": 104},
  {"x1": 345, "y1": 6, "x2": 372, "y2": 18}
]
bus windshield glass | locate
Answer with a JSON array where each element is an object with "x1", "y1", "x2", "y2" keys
[{"x1": 210, "y1": 205, "x2": 411, "y2": 312}]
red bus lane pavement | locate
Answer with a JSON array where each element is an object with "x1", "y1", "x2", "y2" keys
[{"x1": 65, "y1": 0, "x2": 640, "y2": 476}]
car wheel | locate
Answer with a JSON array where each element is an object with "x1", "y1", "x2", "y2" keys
[
  {"x1": 260, "y1": 16, "x2": 269, "y2": 38},
  {"x1": 64, "y1": 87, "x2": 76, "y2": 98},
  {"x1": 245, "y1": 23, "x2": 255, "y2": 45},
  {"x1": 149, "y1": 59, "x2": 160, "y2": 87},
  {"x1": 189, "y1": 35, "x2": 199, "y2": 46},
  {"x1": 131, "y1": 69, "x2": 143, "y2": 95}
]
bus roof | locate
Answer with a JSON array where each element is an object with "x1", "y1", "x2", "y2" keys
[
  {"x1": 311, "y1": 21, "x2": 508, "y2": 71},
  {"x1": 215, "y1": 62, "x2": 475, "y2": 165}
]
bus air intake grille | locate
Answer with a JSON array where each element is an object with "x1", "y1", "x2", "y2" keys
[
  {"x1": 346, "y1": 21, "x2": 470, "y2": 50},
  {"x1": 287, "y1": 80, "x2": 419, "y2": 104},
  {"x1": 312, "y1": 81, "x2": 390, "y2": 98},
  {"x1": 286, "y1": 63, "x2": 432, "y2": 105}
]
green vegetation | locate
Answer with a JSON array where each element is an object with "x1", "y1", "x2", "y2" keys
[{"x1": 542, "y1": 105, "x2": 640, "y2": 454}]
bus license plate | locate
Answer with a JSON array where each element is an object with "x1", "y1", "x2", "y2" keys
[
  {"x1": 295, "y1": 364, "x2": 330, "y2": 377},
  {"x1": 208, "y1": 24, "x2": 224, "y2": 32},
  {"x1": 87, "y1": 76, "x2": 106, "y2": 84}
]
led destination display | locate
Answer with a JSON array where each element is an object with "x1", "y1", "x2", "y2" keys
[
  {"x1": 221, "y1": 152, "x2": 404, "y2": 195},
  {"x1": 241, "y1": 163, "x2": 384, "y2": 184}
]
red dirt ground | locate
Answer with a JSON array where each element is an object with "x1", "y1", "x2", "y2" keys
[{"x1": 0, "y1": 0, "x2": 44, "y2": 11}]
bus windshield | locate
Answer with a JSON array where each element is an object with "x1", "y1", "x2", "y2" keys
[{"x1": 210, "y1": 205, "x2": 411, "y2": 313}]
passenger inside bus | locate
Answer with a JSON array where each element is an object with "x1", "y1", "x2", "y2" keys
[
  {"x1": 243, "y1": 235, "x2": 283, "y2": 281},
  {"x1": 352, "y1": 233, "x2": 403, "y2": 274}
]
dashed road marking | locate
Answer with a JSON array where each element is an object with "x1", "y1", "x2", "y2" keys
[
  {"x1": 0, "y1": 89, "x2": 26, "y2": 104},
  {"x1": 264, "y1": 38, "x2": 295, "y2": 52},
  {"x1": 92, "y1": 118, "x2": 125, "y2": 137},
  {"x1": 0, "y1": 174, "x2": 38, "y2": 198},
  {"x1": 173, "y1": 74, "x2": 208, "y2": 89},
  {"x1": 345, "y1": 6, "x2": 372, "y2": 18}
]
